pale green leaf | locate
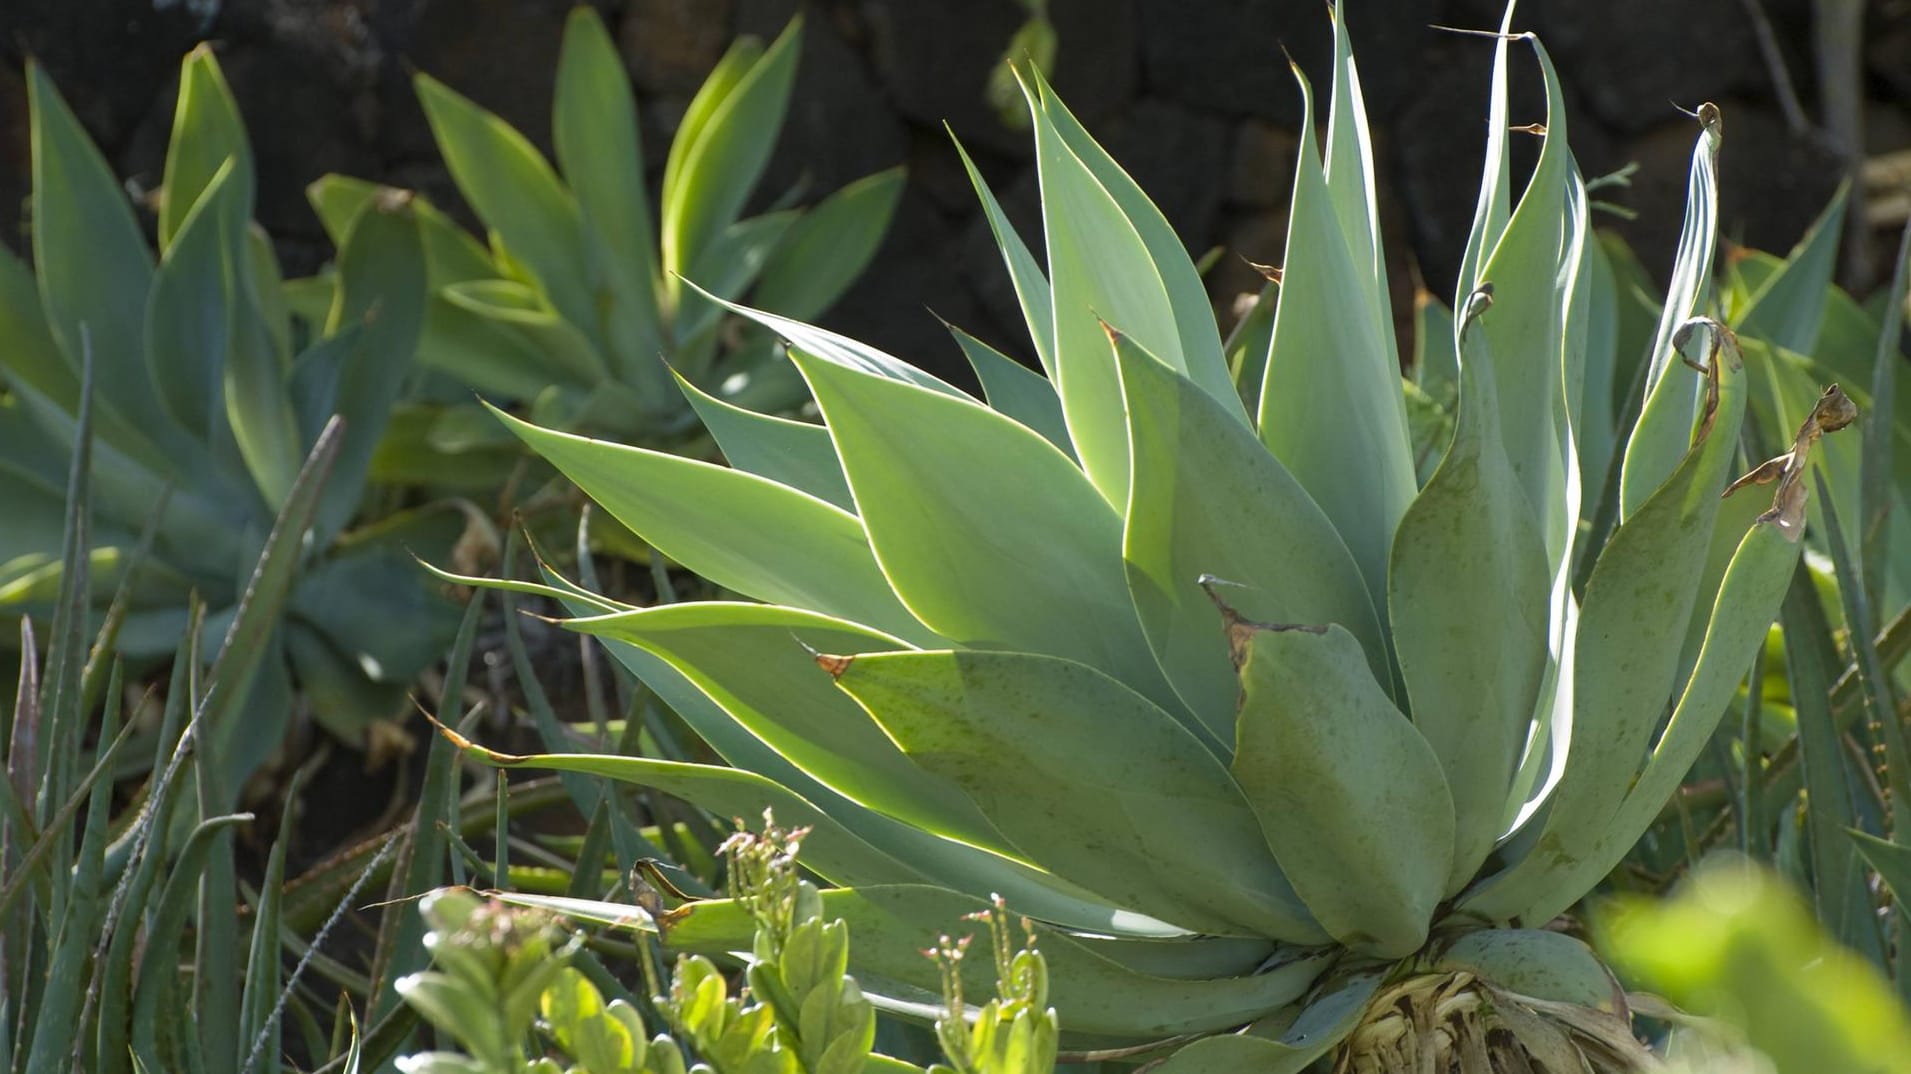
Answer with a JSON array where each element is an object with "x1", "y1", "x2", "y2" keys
[
  {"x1": 1470, "y1": 39, "x2": 1576, "y2": 558},
  {"x1": 792, "y1": 348, "x2": 1179, "y2": 714},
  {"x1": 675, "y1": 373, "x2": 852, "y2": 510},
  {"x1": 1117, "y1": 331, "x2": 1385, "y2": 741},
  {"x1": 944, "y1": 322, "x2": 1072, "y2": 458},
  {"x1": 1033, "y1": 70, "x2": 1237, "y2": 420},
  {"x1": 1032, "y1": 71, "x2": 1187, "y2": 505},
  {"x1": 660, "y1": 19, "x2": 800, "y2": 287},
  {"x1": 562, "y1": 601, "x2": 1006, "y2": 852},
  {"x1": 951, "y1": 132, "x2": 1055, "y2": 378},
  {"x1": 1256, "y1": 63, "x2": 1415, "y2": 608},
  {"x1": 158, "y1": 45, "x2": 252, "y2": 250},
  {"x1": 1388, "y1": 299, "x2": 1550, "y2": 892},
  {"x1": 1231, "y1": 621, "x2": 1455, "y2": 958},
  {"x1": 493, "y1": 407, "x2": 932, "y2": 645},
  {"x1": 413, "y1": 71, "x2": 600, "y2": 349},
  {"x1": 1466, "y1": 339, "x2": 1748, "y2": 923},
  {"x1": 28, "y1": 62, "x2": 190, "y2": 477},
  {"x1": 554, "y1": 4, "x2": 665, "y2": 390},
  {"x1": 753, "y1": 167, "x2": 906, "y2": 320},
  {"x1": 1322, "y1": 2, "x2": 1397, "y2": 369},
  {"x1": 829, "y1": 648, "x2": 1325, "y2": 942},
  {"x1": 1620, "y1": 104, "x2": 1722, "y2": 517}
]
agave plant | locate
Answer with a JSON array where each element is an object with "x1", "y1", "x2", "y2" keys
[
  {"x1": 0, "y1": 47, "x2": 459, "y2": 767},
  {"x1": 311, "y1": 8, "x2": 904, "y2": 489},
  {"x1": 440, "y1": 5, "x2": 1853, "y2": 1070}
]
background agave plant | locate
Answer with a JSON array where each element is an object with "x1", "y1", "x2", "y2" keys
[
  {"x1": 441, "y1": 3, "x2": 1855, "y2": 1070},
  {"x1": 310, "y1": 8, "x2": 904, "y2": 491},
  {"x1": 0, "y1": 47, "x2": 459, "y2": 768}
]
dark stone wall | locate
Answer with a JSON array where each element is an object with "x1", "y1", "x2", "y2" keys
[{"x1": 3, "y1": 0, "x2": 1907, "y2": 387}]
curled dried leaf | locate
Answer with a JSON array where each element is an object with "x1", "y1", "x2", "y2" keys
[{"x1": 1724, "y1": 384, "x2": 1857, "y2": 540}]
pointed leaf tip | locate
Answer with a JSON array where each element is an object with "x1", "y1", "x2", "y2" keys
[{"x1": 814, "y1": 651, "x2": 855, "y2": 679}]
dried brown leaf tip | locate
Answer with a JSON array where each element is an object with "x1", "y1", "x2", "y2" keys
[
  {"x1": 1243, "y1": 257, "x2": 1284, "y2": 284},
  {"x1": 792, "y1": 631, "x2": 857, "y2": 679},
  {"x1": 1197, "y1": 574, "x2": 1326, "y2": 672},
  {"x1": 420, "y1": 708, "x2": 533, "y2": 764},
  {"x1": 1673, "y1": 317, "x2": 1739, "y2": 441},
  {"x1": 814, "y1": 652, "x2": 856, "y2": 679},
  {"x1": 1723, "y1": 383, "x2": 1857, "y2": 540}
]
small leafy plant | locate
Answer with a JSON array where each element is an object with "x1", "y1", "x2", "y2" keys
[
  {"x1": 0, "y1": 45, "x2": 461, "y2": 765},
  {"x1": 313, "y1": 8, "x2": 903, "y2": 489},
  {"x1": 396, "y1": 815, "x2": 1054, "y2": 1074}
]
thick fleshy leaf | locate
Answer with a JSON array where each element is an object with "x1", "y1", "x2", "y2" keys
[
  {"x1": 562, "y1": 602, "x2": 1006, "y2": 852},
  {"x1": 473, "y1": 569, "x2": 1179, "y2": 938},
  {"x1": 1231, "y1": 620, "x2": 1456, "y2": 958},
  {"x1": 1033, "y1": 70, "x2": 1238, "y2": 422},
  {"x1": 1619, "y1": 104, "x2": 1723, "y2": 517},
  {"x1": 1465, "y1": 343, "x2": 1747, "y2": 923},
  {"x1": 413, "y1": 70, "x2": 600, "y2": 350},
  {"x1": 1256, "y1": 64, "x2": 1415, "y2": 608},
  {"x1": 1032, "y1": 70, "x2": 1187, "y2": 505},
  {"x1": 675, "y1": 373, "x2": 852, "y2": 510},
  {"x1": 752, "y1": 167, "x2": 906, "y2": 320},
  {"x1": 665, "y1": 885, "x2": 1331, "y2": 1039},
  {"x1": 553, "y1": 5, "x2": 665, "y2": 390},
  {"x1": 146, "y1": 159, "x2": 241, "y2": 442},
  {"x1": 827, "y1": 648, "x2": 1325, "y2": 942},
  {"x1": 190, "y1": 161, "x2": 302, "y2": 510},
  {"x1": 1469, "y1": 39, "x2": 1575, "y2": 558},
  {"x1": 312, "y1": 191, "x2": 429, "y2": 542},
  {"x1": 28, "y1": 62, "x2": 184, "y2": 476},
  {"x1": 1117, "y1": 331, "x2": 1384, "y2": 739},
  {"x1": 945, "y1": 322, "x2": 1072, "y2": 458},
  {"x1": 196, "y1": 421, "x2": 346, "y2": 777},
  {"x1": 1515, "y1": 512, "x2": 1807, "y2": 925},
  {"x1": 951, "y1": 133, "x2": 1055, "y2": 377},
  {"x1": 660, "y1": 19, "x2": 800, "y2": 287},
  {"x1": 1732, "y1": 183, "x2": 1846, "y2": 354},
  {"x1": 158, "y1": 45, "x2": 252, "y2": 250},
  {"x1": 694, "y1": 285, "x2": 963, "y2": 397},
  {"x1": 0, "y1": 246, "x2": 81, "y2": 417},
  {"x1": 793, "y1": 348, "x2": 1179, "y2": 712},
  {"x1": 306, "y1": 174, "x2": 494, "y2": 284},
  {"x1": 673, "y1": 211, "x2": 799, "y2": 353},
  {"x1": 493, "y1": 407, "x2": 933, "y2": 645},
  {"x1": 1454, "y1": 4, "x2": 1519, "y2": 298},
  {"x1": 1576, "y1": 233, "x2": 1623, "y2": 514},
  {"x1": 1321, "y1": 2, "x2": 1396, "y2": 368},
  {"x1": 1388, "y1": 299, "x2": 1550, "y2": 891},
  {"x1": 439, "y1": 278, "x2": 606, "y2": 387}
]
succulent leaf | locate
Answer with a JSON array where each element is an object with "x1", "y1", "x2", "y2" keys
[
  {"x1": 1229, "y1": 617, "x2": 1457, "y2": 958},
  {"x1": 826, "y1": 647, "x2": 1325, "y2": 942}
]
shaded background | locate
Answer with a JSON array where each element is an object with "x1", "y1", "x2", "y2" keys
[{"x1": 4, "y1": 0, "x2": 1908, "y2": 386}]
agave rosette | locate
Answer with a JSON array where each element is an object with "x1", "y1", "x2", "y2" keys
[{"x1": 447, "y1": 4, "x2": 1843, "y2": 1068}]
